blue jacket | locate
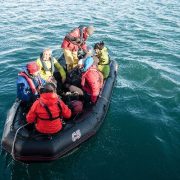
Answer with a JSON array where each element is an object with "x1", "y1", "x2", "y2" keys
[{"x1": 17, "y1": 68, "x2": 46, "y2": 102}]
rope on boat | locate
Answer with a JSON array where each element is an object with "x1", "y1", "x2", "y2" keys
[
  {"x1": 99, "y1": 95, "x2": 109, "y2": 102},
  {"x1": 11, "y1": 123, "x2": 29, "y2": 160}
]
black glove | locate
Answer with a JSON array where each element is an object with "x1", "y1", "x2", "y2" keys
[
  {"x1": 65, "y1": 95, "x2": 74, "y2": 111},
  {"x1": 68, "y1": 103, "x2": 74, "y2": 112}
]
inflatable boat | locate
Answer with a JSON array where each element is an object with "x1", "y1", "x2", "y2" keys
[{"x1": 1, "y1": 60, "x2": 118, "y2": 163}]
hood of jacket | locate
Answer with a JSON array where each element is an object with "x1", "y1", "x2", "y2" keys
[{"x1": 40, "y1": 93, "x2": 59, "y2": 106}]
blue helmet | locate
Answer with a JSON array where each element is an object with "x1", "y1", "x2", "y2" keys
[{"x1": 83, "y1": 57, "x2": 94, "y2": 72}]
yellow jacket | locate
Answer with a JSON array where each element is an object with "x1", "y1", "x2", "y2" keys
[
  {"x1": 97, "y1": 47, "x2": 109, "y2": 65},
  {"x1": 36, "y1": 58, "x2": 66, "y2": 81}
]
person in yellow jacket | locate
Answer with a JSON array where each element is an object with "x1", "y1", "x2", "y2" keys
[
  {"x1": 36, "y1": 48, "x2": 66, "y2": 84},
  {"x1": 94, "y1": 41, "x2": 110, "y2": 79}
]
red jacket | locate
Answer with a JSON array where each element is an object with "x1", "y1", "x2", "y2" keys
[
  {"x1": 26, "y1": 93, "x2": 71, "y2": 134},
  {"x1": 61, "y1": 27, "x2": 89, "y2": 52},
  {"x1": 81, "y1": 65, "x2": 104, "y2": 103}
]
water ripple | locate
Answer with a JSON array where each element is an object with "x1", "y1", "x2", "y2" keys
[{"x1": 0, "y1": 0, "x2": 180, "y2": 179}]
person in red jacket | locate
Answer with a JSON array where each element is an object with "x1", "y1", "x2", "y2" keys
[
  {"x1": 26, "y1": 83, "x2": 72, "y2": 134},
  {"x1": 81, "y1": 57, "x2": 104, "y2": 104},
  {"x1": 61, "y1": 25, "x2": 95, "y2": 71}
]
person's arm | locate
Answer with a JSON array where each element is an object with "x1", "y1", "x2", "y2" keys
[
  {"x1": 90, "y1": 81, "x2": 99, "y2": 103},
  {"x1": 65, "y1": 34, "x2": 76, "y2": 41},
  {"x1": 17, "y1": 76, "x2": 31, "y2": 102},
  {"x1": 81, "y1": 43, "x2": 87, "y2": 51},
  {"x1": 87, "y1": 72, "x2": 101, "y2": 104},
  {"x1": 92, "y1": 71, "x2": 104, "y2": 103},
  {"x1": 65, "y1": 33, "x2": 80, "y2": 45},
  {"x1": 26, "y1": 101, "x2": 38, "y2": 123},
  {"x1": 100, "y1": 47, "x2": 109, "y2": 64},
  {"x1": 59, "y1": 99, "x2": 72, "y2": 119},
  {"x1": 39, "y1": 75, "x2": 46, "y2": 86},
  {"x1": 54, "y1": 59, "x2": 66, "y2": 83},
  {"x1": 99, "y1": 71, "x2": 104, "y2": 88}
]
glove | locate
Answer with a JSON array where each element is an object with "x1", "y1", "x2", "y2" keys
[{"x1": 68, "y1": 102, "x2": 74, "y2": 112}]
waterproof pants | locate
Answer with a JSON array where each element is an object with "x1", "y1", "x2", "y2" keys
[
  {"x1": 98, "y1": 64, "x2": 110, "y2": 79},
  {"x1": 63, "y1": 49, "x2": 78, "y2": 72}
]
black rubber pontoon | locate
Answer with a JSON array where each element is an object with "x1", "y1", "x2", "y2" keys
[{"x1": 1, "y1": 60, "x2": 118, "y2": 163}]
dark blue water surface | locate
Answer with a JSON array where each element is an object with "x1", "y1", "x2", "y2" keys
[{"x1": 0, "y1": 0, "x2": 180, "y2": 179}]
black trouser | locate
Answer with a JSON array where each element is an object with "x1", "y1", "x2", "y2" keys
[{"x1": 53, "y1": 72, "x2": 64, "y2": 94}]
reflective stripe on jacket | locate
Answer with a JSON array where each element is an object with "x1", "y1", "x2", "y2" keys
[{"x1": 26, "y1": 93, "x2": 72, "y2": 134}]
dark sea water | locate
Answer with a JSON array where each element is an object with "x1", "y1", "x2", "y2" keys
[{"x1": 0, "y1": 0, "x2": 180, "y2": 179}]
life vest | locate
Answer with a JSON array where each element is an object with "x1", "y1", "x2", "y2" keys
[
  {"x1": 97, "y1": 47, "x2": 110, "y2": 65},
  {"x1": 37, "y1": 100, "x2": 62, "y2": 121},
  {"x1": 68, "y1": 25, "x2": 85, "y2": 43},
  {"x1": 40, "y1": 54, "x2": 55, "y2": 74},
  {"x1": 61, "y1": 26, "x2": 88, "y2": 51},
  {"x1": 18, "y1": 72, "x2": 42, "y2": 94},
  {"x1": 81, "y1": 66, "x2": 103, "y2": 87}
]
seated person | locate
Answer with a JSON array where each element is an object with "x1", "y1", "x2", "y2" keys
[
  {"x1": 66, "y1": 65, "x2": 83, "y2": 88},
  {"x1": 64, "y1": 57, "x2": 86, "y2": 96},
  {"x1": 63, "y1": 66, "x2": 84, "y2": 102},
  {"x1": 26, "y1": 83, "x2": 72, "y2": 134},
  {"x1": 94, "y1": 41, "x2": 110, "y2": 79},
  {"x1": 17, "y1": 61, "x2": 46, "y2": 104},
  {"x1": 36, "y1": 48, "x2": 66, "y2": 85},
  {"x1": 81, "y1": 57, "x2": 104, "y2": 104}
]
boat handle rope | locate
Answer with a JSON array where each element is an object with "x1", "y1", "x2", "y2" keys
[
  {"x1": 11, "y1": 123, "x2": 29, "y2": 160},
  {"x1": 99, "y1": 95, "x2": 109, "y2": 102}
]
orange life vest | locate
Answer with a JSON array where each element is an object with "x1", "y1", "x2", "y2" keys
[{"x1": 61, "y1": 26, "x2": 88, "y2": 51}]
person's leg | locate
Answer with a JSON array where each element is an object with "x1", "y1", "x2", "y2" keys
[
  {"x1": 63, "y1": 49, "x2": 74, "y2": 71},
  {"x1": 98, "y1": 65, "x2": 110, "y2": 79},
  {"x1": 72, "y1": 51, "x2": 79, "y2": 68},
  {"x1": 53, "y1": 72, "x2": 63, "y2": 94},
  {"x1": 68, "y1": 85, "x2": 84, "y2": 96},
  {"x1": 102, "y1": 65, "x2": 110, "y2": 79},
  {"x1": 83, "y1": 92, "x2": 92, "y2": 107}
]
